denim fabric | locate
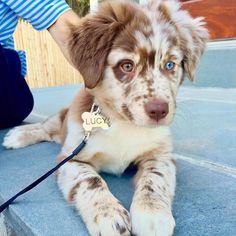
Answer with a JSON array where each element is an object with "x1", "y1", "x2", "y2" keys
[{"x1": 0, "y1": 44, "x2": 33, "y2": 129}]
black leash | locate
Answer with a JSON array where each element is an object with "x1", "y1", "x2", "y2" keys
[{"x1": 0, "y1": 139, "x2": 87, "y2": 213}]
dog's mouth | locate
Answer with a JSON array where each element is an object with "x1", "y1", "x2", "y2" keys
[
  {"x1": 136, "y1": 116, "x2": 171, "y2": 128},
  {"x1": 124, "y1": 114, "x2": 171, "y2": 128},
  {"x1": 147, "y1": 117, "x2": 169, "y2": 126}
]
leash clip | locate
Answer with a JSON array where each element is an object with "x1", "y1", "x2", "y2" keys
[
  {"x1": 91, "y1": 103, "x2": 100, "y2": 114},
  {"x1": 83, "y1": 131, "x2": 91, "y2": 142}
]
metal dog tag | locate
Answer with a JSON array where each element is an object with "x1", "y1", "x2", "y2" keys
[{"x1": 82, "y1": 111, "x2": 110, "y2": 132}]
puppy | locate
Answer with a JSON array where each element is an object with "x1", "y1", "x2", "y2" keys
[{"x1": 3, "y1": 0, "x2": 208, "y2": 235}]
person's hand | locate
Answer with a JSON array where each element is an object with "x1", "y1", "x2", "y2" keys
[{"x1": 48, "y1": 10, "x2": 81, "y2": 65}]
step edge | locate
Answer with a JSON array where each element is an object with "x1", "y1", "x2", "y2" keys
[{"x1": 207, "y1": 39, "x2": 236, "y2": 50}]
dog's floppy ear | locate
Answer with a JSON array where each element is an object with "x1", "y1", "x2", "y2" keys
[
  {"x1": 179, "y1": 16, "x2": 209, "y2": 81},
  {"x1": 69, "y1": 1, "x2": 135, "y2": 89},
  {"x1": 69, "y1": 16, "x2": 118, "y2": 89},
  {"x1": 174, "y1": 6, "x2": 209, "y2": 81}
]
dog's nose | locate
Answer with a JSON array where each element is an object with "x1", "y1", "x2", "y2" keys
[{"x1": 144, "y1": 100, "x2": 169, "y2": 121}]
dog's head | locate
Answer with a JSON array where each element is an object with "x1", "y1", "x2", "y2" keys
[{"x1": 70, "y1": 0, "x2": 208, "y2": 127}]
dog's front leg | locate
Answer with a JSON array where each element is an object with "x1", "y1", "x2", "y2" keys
[
  {"x1": 57, "y1": 160, "x2": 131, "y2": 236},
  {"x1": 131, "y1": 154, "x2": 176, "y2": 236}
]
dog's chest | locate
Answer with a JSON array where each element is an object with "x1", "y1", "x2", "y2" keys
[{"x1": 81, "y1": 121, "x2": 172, "y2": 174}]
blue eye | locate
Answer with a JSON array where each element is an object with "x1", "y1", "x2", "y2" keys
[{"x1": 165, "y1": 61, "x2": 175, "y2": 71}]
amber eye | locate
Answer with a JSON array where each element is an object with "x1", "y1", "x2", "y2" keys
[{"x1": 120, "y1": 60, "x2": 134, "y2": 73}]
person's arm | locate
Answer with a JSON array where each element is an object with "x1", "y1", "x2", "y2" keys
[
  {"x1": 47, "y1": 10, "x2": 81, "y2": 65},
  {"x1": 1, "y1": 0, "x2": 80, "y2": 64}
]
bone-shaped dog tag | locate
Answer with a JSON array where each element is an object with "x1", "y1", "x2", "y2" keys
[{"x1": 82, "y1": 112, "x2": 110, "y2": 132}]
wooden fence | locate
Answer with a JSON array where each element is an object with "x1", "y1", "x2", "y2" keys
[{"x1": 14, "y1": 21, "x2": 83, "y2": 88}]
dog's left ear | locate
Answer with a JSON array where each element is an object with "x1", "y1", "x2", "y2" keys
[
  {"x1": 175, "y1": 5, "x2": 209, "y2": 81},
  {"x1": 180, "y1": 16, "x2": 209, "y2": 81}
]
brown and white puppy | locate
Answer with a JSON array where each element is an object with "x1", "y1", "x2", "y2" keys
[{"x1": 3, "y1": 0, "x2": 208, "y2": 235}]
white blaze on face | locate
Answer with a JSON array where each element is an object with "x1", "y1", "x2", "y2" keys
[{"x1": 134, "y1": 31, "x2": 152, "y2": 52}]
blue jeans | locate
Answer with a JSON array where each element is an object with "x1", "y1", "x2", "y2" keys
[{"x1": 0, "y1": 44, "x2": 34, "y2": 129}]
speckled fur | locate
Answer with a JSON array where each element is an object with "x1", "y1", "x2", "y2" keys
[{"x1": 3, "y1": 1, "x2": 208, "y2": 235}]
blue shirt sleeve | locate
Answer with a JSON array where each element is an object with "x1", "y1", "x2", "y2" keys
[{"x1": 1, "y1": 0, "x2": 71, "y2": 30}]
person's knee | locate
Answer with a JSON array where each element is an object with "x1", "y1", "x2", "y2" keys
[
  {"x1": 19, "y1": 90, "x2": 34, "y2": 121},
  {"x1": 0, "y1": 87, "x2": 34, "y2": 129},
  {"x1": 0, "y1": 45, "x2": 34, "y2": 129}
]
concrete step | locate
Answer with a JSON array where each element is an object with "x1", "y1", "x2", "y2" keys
[{"x1": 0, "y1": 85, "x2": 236, "y2": 236}]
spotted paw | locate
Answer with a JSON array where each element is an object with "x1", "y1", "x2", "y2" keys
[
  {"x1": 2, "y1": 124, "x2": 44, "y2": 149},
  {"x1": 88, "y1": 201, "x2": 131, "y2": 236},
  {"x1": 131, "y1": 204, "x2": 175, "y2": 236},
  {"x1": 2, "y1": 127, "x2": 27, "y2": 149}
]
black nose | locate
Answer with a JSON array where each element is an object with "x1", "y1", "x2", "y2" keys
[{"x1": 144, "y1": 100, "x2": 169, "y2": 121}]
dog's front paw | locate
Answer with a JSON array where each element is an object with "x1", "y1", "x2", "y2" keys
[
  {"x1": 131, "y1": 204, "x2": 175, "y2": 236},
  {"x1": 88, "y1": 201, "x2": 131, "y2": 236},
  {"x1": 2, "y1": 124, "x2": 45, "y2": 149},
  {"x1": 2, "y1": 127, "x2": 27, "y2": 149}
]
